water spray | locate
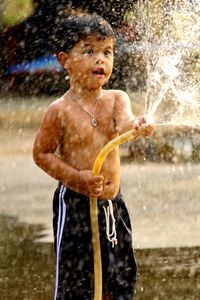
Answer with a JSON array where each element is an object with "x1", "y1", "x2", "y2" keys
[{"x1": 89, "y1": 2, "x2": 200, "y2": 298}]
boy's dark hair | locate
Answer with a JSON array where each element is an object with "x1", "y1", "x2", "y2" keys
[{"x1": 53, "y1": 9, "x2": 114, "y2": 54}]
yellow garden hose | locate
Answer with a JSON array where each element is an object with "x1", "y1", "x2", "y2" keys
[{"x1": 90, "y1": 126, "x2": 149, "y2": 300}]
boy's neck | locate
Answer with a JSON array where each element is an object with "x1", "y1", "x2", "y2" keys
[{"x1": 68, "y1": 86, "x2": 103, "y2": 103}]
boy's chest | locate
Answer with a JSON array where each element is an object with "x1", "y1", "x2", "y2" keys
[{"x1": 61, "y1": 99, "x2": 116, "y2": 144}]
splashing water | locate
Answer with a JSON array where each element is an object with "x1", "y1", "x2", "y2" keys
[{"x1": 135, "y1": 0, "x2": 200, "y2": 129}]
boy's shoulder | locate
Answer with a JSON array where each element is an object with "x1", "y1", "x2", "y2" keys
[
  {"x1": 48, "y1": 94, "x2": 66, "y2": 108},
  {"x1": 105, "y1": 89, "x2": 131, "y2": 103},
  {"x1": 106, "y1": 89, "x2": 131, "y2": 106},
  {"x1": 106, "y1": 89, "x2": 129, "y2": 97},
  {"x1": 42, "y1": 95, "x2": 68, "y2": 124},
  {"x1": 45, "y1": 94, "x2": 67, "y2": 114}
]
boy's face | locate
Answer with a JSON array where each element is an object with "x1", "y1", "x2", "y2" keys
[{"x1": 59, "y1": 35, "x2": 114, "y2": 89}]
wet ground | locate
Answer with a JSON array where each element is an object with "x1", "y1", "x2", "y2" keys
[
  {"x1": 0, "y1": 216, "x2": 199, "y2": 300},
  {"x1": 1, "y1": 96, "x2": 200, "y2": 299}
]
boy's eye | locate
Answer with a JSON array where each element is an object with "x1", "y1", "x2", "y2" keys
[
  {"x1": 84, "y1": 49, "x2": 94, "y2": 55},
  {"x1": 104, "y1": 50, "x2": 112, "y2": 56}
]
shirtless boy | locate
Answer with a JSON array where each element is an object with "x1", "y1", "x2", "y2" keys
[{"x1": 33, "y1": 10, "x2": 154, "y2": 300}]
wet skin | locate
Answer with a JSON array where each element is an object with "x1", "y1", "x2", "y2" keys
[{"x1": 33, "y1": 35, "x2": 153, "y2": 199}]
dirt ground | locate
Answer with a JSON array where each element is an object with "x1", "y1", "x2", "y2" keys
[{"x1": 1, "y1": 96, "x2": 200, "y2": 249}]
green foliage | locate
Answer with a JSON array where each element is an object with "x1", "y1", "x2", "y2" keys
[
  {"x1": 2, "y1": 0, "x2": 33, "y2": 27},
  {"x1": 126, "y1": 130, "x2": 200, "y2": 163}
]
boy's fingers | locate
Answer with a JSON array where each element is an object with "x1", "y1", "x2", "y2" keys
[
  {"x1": 133, "y1": 119, "x2": 139, "y2": 129},
  {"x1": 143, "y1": 125, "x2": 154, "y2": 136},
  {"x1": 138, "y1": 115, "x2": 147, "y2": 125}
]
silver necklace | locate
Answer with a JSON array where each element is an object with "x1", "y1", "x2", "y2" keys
[{"x1": 67, "y1": 90, "x2": 103, "y2": 127}]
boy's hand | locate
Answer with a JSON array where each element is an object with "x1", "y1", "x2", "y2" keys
[
  {"x1": 133, "y1": 115, "x2": 155, "y2": 137},
  {"x1": 78, "y1": 170, "x2": 104, "y2": 197}
]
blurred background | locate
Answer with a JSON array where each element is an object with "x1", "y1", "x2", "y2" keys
[{"x1": 0, "y1": 0, "x2": 200, "y2": 299}]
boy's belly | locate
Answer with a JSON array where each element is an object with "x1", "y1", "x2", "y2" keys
[
  {"x1": 93, "y1": 146, "x2": 121, "y2": 199},
  {"x1": 98, "y1": 179, "x2": 120, "y2": 200},
  {"x1": 62, "y1": 147, "x2": 121, "y2": 200}
]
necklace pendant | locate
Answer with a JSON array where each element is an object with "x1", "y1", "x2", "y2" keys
[{"x1": 91, "y1": 118, "x2": 97, "y2": 127}]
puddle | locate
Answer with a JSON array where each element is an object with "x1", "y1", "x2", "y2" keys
[
  {"x1": 0, "y1": 215, "x2": 54, "y2": 300},
  {"x1": 0, "y1": 215, "x2": 199, "y2": 299},
  {"x1": 136, "y1": 247, "x2": 200, "y2": 299}
]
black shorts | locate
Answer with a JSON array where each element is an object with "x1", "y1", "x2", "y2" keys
[{"x1": 53, "y1": 184, "x2": 137, "y2": 300}]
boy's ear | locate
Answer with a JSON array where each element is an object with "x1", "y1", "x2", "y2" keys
[{"x1": 58, "y1": 52, "x2": 71, "y2": 71}]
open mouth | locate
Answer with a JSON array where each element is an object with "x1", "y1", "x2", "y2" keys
[{"x1": 93, "y1": 68, "x2": 105, "y2": 76}]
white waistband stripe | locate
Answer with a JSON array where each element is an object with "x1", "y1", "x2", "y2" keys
[{"x1": 54, "y1": 185, "x2": 67, "y2": 300}]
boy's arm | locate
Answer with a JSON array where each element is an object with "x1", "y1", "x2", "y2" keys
[
  {"x1": 114, "y1": 90, "x2": 155, "y2": 136},
  {"x1": 113, "y1": 90, "x2": 135, "y2": 134},
  {"x1": 32, "y1": 102, "x2": 78, "y2": 187},
  {"x1": 32, "y1": 102, "x2": 103, "y2": 197}
]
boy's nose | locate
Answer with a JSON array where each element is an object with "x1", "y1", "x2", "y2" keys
[
  {"x1": 95, "y1": 55, "x2": 104, "y2": 64},
  {"x1": 96, "y1": 59, "x2": 103, "y2": 65}
]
